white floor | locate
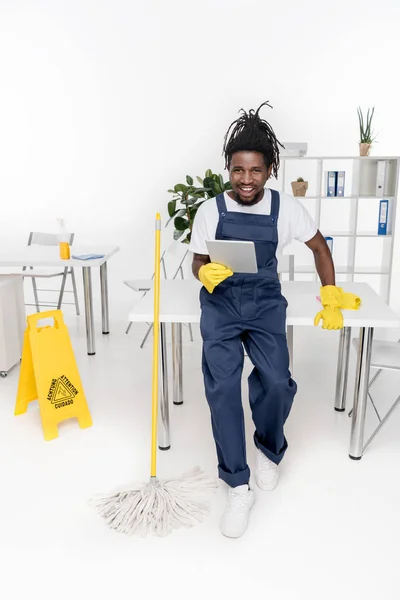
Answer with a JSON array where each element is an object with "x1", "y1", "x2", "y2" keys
[{"x1": 1, "y1": 305, "x2": 400, "y2": 600}]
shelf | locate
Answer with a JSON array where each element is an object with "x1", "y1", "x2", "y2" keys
[
  {"x1": 359, "y1": 195, "x2": 394, "y2": 200},
  {"x1": 281, "y1": 156, "x2": 400, "y2": 161},
  {"x1": 294, "y1": 265, "x2": 317, "y2": 273},
  {"x1": 295, "y1": 265, "x2": 390, "y2": 275},
  {"x1": 295, "y1": 265, "x2": 352, "y2": 274},
  {"x1": 321, "y1": 195, "x2": 357, "y2": 199},
  {"x1": 279, "y1": 155, "x2": 398, "y2": 301},
  {"x1": 293, "y1": 195, "x2": 394, "y2": 200},
  {"x1": 356, "y1": 231, "x2": 392, "y2": 238},
  {"x1": 353, "y1": 266, "x2": 390, "y2": 275},
  {"x1": 289, "y1": 196, "x2": 319, "y2": 199},
  {"x1": 321, "y1": 231, "x2": 353, "y2": 237},
  {"x1": 297, "y1": 195, "x2": 357, "y2": 200},
  {"x1": 332, "y1": 195, "x2": 395, "y2": 200},
  {"x1": 320, "y1": 231, "x2": 392, "y2": 238},
  {"x1": 295, "y1": 265, "x2": 351, "y2": 274}
]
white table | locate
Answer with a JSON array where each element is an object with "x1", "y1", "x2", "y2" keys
[
  {"x1": 0, "y1": 245, "x2": 119, "y2": 355},
  {"x1": 128, "y1": 279, "x2": 400, "y2": 460}
]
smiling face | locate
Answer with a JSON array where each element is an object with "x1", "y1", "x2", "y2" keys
[{"x1": 228, "y1": 151, "x2": 272, "y2": 205}]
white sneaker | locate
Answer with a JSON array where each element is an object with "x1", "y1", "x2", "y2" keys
[
  {"x1": 255, "y1": 447, "x2": 279, "y2": 491},
  {"x1": 220, "y1": 484, "x2": 255, "y2": 538}
]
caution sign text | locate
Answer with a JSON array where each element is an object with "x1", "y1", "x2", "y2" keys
[{"x1": 47, "y1": 375, "x2": 79, "y2": 408}]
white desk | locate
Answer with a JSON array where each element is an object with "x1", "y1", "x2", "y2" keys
[
  {"x1": 128, "y1": 279, "x2": 400, "y2": 460},
  {"x1": 0, "y1": 245, "x2": 119, "y2": 355}
]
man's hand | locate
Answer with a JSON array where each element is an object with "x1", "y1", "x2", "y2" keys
[
  {"x1": 305, "y1": 232, "x2": 344, "y2": 330},
  {"x1": 314, "y1": 285, "x2": 343, "y2": 330},
  {"x1": 314, "y1": 305, "x2": 344, "y2": 330},
  {"x1": 198, "y1": 262, "x2": 233, "y2": 293},
  {"x1": 192, "y1": 253, "x2": 233, "y2": 293},
  {"x1": 192, "y1": 253, "x2": 210, "y2": 280}
]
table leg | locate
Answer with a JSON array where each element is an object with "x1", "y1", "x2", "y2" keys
[
  {"x1": 172, "y1": 323, "x2": 183, "y2": 405},
  {"x1": 158, "y1": 322, "x2": 170, "y2": 450},
  {"x1": 349, "y1": 327, "x2": 374, "y2": 460},
  {"x1": 334, "y1": 327, "x2": 351, "y2": 412},
  {"x1": 100, "y1": 262, "x2": 109, "y2": 334},
  {"x1": 82, "y1": 267, "x2": 95, "y2": 355}
]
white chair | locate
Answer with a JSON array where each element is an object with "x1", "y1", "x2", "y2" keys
[
  {"x1": 124, "y1": 239, "x2": 193, "y2": 347},
  {"x1": 277, "y1": 254, "x2": 295, "y2": 282},
  {"x1": 349, "y1": 338, "x2": 400, "y2": 454},
  {"x1": 22, "y1": 232, "x2": 80, "y2": 314}
]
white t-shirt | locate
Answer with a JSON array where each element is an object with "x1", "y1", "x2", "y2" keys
[{"x1": 189, "y1": 189, "x2": 317, "y2": 260}]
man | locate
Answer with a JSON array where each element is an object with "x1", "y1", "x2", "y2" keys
[{"x1": 189, "y1": 101, "x2": 358, "y2": 538}]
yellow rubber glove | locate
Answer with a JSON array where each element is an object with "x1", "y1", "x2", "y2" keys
[
  {"x1": 314, "y1": 285, "x2": 344, "y2": 330},
  {"x1": 199, "y1": 262, "x2": 233, "y2": 294},
  {"x1": 338, "y1": 288, "x2": 361, "y2": 310},
  {"x1": 314, "y1": 305, "x2": 344, "y2": 330}
]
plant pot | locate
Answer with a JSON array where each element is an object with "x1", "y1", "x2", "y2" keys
[
  {"x1": 291, "y1": 181, "x2": 308, "y2": 197},
  {"x1": 359, "y1": 143, "x2": 371, "y2": 156}
]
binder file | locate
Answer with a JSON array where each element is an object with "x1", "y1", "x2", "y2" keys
[
  {"x1": 336, "y1": 171, "x2": 345, "y2": 196},
  {"x1": 326, "y1": 171, "x2": 337, "y2": 197},
  {"x1": 376, "y1": 161, "x2": 387, "y2": 197},
  {"x1": 378, "y1": 199, "x2": 389, "y2": 235},
  {"x1": 325, "y1": 236, "x2": 333, "y2": 254}
]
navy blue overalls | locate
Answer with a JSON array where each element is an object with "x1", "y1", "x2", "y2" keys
[{"x1": 200, "y1": 190, "x2": 297, "y2": 488}]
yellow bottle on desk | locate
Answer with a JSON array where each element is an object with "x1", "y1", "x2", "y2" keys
[{"x1": 57, "y1": 218, "x2": 70, "y2": 260}]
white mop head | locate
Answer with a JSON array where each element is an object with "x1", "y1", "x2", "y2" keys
[{"x1": 91, "y1": 467, "x2": 217, "y2": 537}]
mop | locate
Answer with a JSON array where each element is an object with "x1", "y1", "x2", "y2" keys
[{"x1": 91, "y1": 213, "x2": 217, "y2": 536}]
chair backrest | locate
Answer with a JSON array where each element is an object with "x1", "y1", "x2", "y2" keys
[
  {"x1": 161, "y1": 239, "x2": 189, "y2": 279},
  {"x1": 27, "y1": 232, "x2": 75, "y2": 246},
  {"x1": 277, "y1": 254, "x2": 295, "y2": 281},
  {"x1": 164, "y1": 239, "x2": 189, "y2": 260}
]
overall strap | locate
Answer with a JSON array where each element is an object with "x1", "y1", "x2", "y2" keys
[
  {"x1": 216, "y1": 193, "x2": 227, "y2": 214},
  {"x1": 270, "y1": 189, "x2": 280, "y2": 218}
]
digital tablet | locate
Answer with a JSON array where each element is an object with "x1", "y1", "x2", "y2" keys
[{"x1": 206, "y1": 240, "x2": 258, "y2": 274}]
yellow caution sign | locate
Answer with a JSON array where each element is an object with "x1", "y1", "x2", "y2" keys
[{"x1": 15, "y1": 310, "x2": 92, "y2": 441}]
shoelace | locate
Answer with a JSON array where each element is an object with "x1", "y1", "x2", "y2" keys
[
  {"x1": 226, "y1": 489, "x2": 249, "y2": 512},
  {"x1": 257, "y1": 451, "x2": 276, "y2": 473}
]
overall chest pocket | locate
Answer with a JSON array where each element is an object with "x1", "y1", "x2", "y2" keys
[{"x1": 221, "y1": 220, "x2": 278, "y2": 244}]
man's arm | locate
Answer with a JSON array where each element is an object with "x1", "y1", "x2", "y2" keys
[
  {"x1": 192, "y1": 253, "x2": 210, "y2": 280},
  {"x1": 305, "y1": 231, "x2": 335, "y2": 286}
]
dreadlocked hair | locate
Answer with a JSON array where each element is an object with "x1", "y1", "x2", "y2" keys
[{"x1": 223, "y1": 101, "x2": 284, "y2": 179}]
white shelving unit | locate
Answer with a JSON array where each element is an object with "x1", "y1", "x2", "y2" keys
[{"x1": 273, "y1": 156, "x2": 400, "y2": 301}]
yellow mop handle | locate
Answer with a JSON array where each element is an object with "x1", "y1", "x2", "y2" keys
[{"x1": 150, "y1": 213, "x2": 161, "y2": 478}]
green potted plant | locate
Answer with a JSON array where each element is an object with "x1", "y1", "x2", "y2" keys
[
  {"x1": 357, "y1": 106, "x2": 377, "y2": 156},
  {"x1": 167, "y1": 170, "x2": 232, "y2": 243},
  {"x1": 291, "y1": 177, "x2": 308, "y2": 197}
]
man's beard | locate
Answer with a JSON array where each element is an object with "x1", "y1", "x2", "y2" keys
[{"x1": 234, "y1": 189, "x2": 264, "y2": 206}]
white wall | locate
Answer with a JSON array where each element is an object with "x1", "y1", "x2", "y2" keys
[{"x1": 1, "y1": 0, "x2": 400, "y2": 316}]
